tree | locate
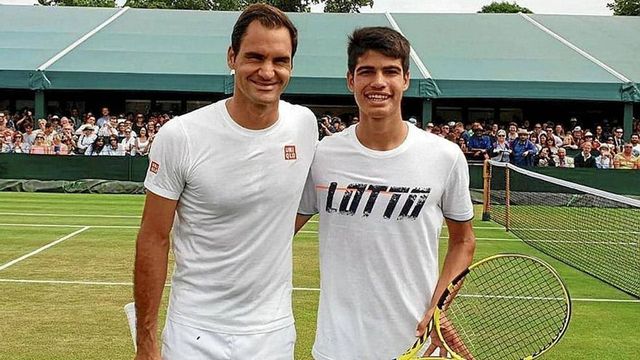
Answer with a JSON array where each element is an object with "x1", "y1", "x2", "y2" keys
[
  {"x1": 607, "y1": 0, "x2": 640, "y2": 15},
  {"x1": 38, "y1": 0, "x2": 116, "y2": 6},
  {"x1": 123, "y1": 0, "x2": 372, "y2": 12},
  {"x1": 323, "y1": 0, "x2": 373, "y2": 13},
  {"x1": 479, "y1": 1, "x2": 533, "y2": 14}
]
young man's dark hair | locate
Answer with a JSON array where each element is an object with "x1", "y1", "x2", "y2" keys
[
  {"x1": 231, "y1": 3, "x2": 298, "y2": 59},
  {"x1": 347, "y1": 26, "x2": 411, "y2": 74}
]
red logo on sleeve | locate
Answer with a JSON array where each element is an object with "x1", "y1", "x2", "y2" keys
[
  {"x1": 150, "y1": 161, "x2": 160, "y2": 174},
  {"x1": 284, "y1": 145, "x2": 297, "y2": 160}
]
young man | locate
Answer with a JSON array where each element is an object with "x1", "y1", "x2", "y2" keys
[
  {"x1": 296, "y1": 27, "x2": 476, "y2": 360},
  {"x1": 134, "y1": 4, "x2": 317, "y2": 359}
]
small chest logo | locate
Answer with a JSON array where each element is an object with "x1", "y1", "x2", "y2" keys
[
  {"x1": 150, "y1": 161, "x2": 160, "y2": 174},
  {"x1": 284, "y1": 145, "x2": 297, "y2": 160}
]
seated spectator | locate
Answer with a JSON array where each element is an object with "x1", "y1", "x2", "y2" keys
[
  {"x1": 490, "y1": 129, "x2": 511, "y2": 163},
  {"x1": 51, "y1": 134, "x2": 69, "y2": 155},
  {"x1": 1, "y1": 129, "x2": 12, "y2": 153},
  {"x1": 135, "y1": 127, "x2": 151, "y2": 156},
  {"x1": 536, "y1": 133, "x2": 547, "y2": 152},
  {"x1": 15, "y1": 110, "x2": 33, "y2": 133},
  {"x1": 101, "y1": 135, "x2": 125, "y2": 156},
  {"x1": 76, "y1": 115, "x2": 97, "y2": 135},
  {"x1": 98, "y1": 116, "x2": 119, "y2": 138},
  {"x1": 116, "y1": 121, "x2": 128, "y2": 142},
  {"x1": 574, "y1": 142, "x2": 596, "y2": 168},
  {"x1": 41, "y1": 122, "x2": 57, "y2": 146},
  {"x1": 612, "y1": 128, "x2": 625, "y2": 152},
  {"x1": 613, "y1": 144, "x2": 638, "y2": 169},
  {"x1": 630, "y1": 133, "x2": 640, "y2": 157},
  {"x1": 467, "y1": 125, "x2": 492, "y2": 161},
  {"x1": 29, "y1": 134, "x2": 49, "y2": 155},
  {"x1": 76, "y1": 125, "x2": 97, "y2": 154},
  {"x1": 544, "y1": 125, "x2": 563, "y2": 147},
  {"x1": 440, "y1": 123, "x2": 451, "y2": 138},
  {"x1": 554, "y1": 124, "x2": 565, "y2": 140},
  {"x1": 594, "y1": 125, "x2": 607, "y2": 143},
  {"x1": 507, "y1": 122, "x2": 518, "y2": 142},
  {"x1": 457, "y1": 136, "x2": 471, "y2": 158},
  {"x1": 121, "y1": 129, "x2": 137, "y2": 156},
  {"x1": 511, "y1": 129, "x2": 537, "y2": 167},
  {"x1": 562, "y1": 133, "x2": 578, "y2": 150},
  {"x1": 11, "y1": 132, "x2": 29, "y2": 154},
  {"x1": 535, "y1": 147, "x2": 555, "y2": 167},
  {"x1": 595, "y1": 144, "x2": 614, "y2": 169},
  {"x1": 85, "y1": 136, "x2": 106, "y2": 156},
  {"x1": 543, "y1": 137, "x2": 558, "y2": 155},
  {"x1": 424, "y1": 122, "x2": 434, "y2": 133},
  {"x1": 132, "y1": 113, "x2": 146, "y2": 135},
  {"x1": 23, "y1": 122, "x2": 36, "y2": 147},
  {"x1": 553, "y1": 147, "x2": 574, "y2": 168},
  {"x1": 583, "y1": 131, "x2": 600, "y2": 151},
  {"x1": 61, "y1": 133, "x2": 76, "y2": 154},
  {"x1": 605, "y1": 136, "x2": 617, "y2": 154},
  {"x1": 59, "y1": 117, "x2": 74, "y2": 133}
]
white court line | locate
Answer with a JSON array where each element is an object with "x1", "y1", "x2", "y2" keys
[
  {"x1": 0, "y1": 212, "x2": 140, "y2": 218},
  {"x1": 0, "y1": 278, "x2": 635, "y2": 303},
  {"x1": 0, "y1": 223, "x2": 139, "y2": 229},
  {"x1": 0, "y1": 223, "x2": 520, "y2": 242},
  {"x1": 0, "y1": 227, "x2": 90, "y2": 271},
  {"x1": 0, "y1": 223, "x2": 504, "y2": 231}
]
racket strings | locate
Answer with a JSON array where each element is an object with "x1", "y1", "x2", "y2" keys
[{"x1": 441, "y1": 256, "x2": 569, "y2": 360}]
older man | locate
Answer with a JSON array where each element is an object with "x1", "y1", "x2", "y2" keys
[
  {"x1": 554, "y1": 147, "x2": 575, "y2": 168},
  {"x1": 511, "y1": 128, "x2": 537, "y2": 167},
  {"x1": 574, "y1": 142, "x2": 596, "y2": 168}
]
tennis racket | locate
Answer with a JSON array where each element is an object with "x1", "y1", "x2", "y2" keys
[{"x1": 395, "y1": 254, "x2": 571, "y2": 360}]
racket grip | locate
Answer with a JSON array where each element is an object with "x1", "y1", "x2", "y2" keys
[{"x1": 124, "y1": 302, "x2": 137, "y2": 352}]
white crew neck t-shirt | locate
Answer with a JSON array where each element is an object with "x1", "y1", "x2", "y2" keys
[
  {"x1": 144, "y1": 99, "x2": 317, "y2": 334},
  {"x1": 299, "y1": 124, "x2": 474, "y2": 360}
]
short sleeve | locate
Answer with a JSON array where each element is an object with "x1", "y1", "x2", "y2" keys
[
  {"x1": 298, "y1": 170, "x2": 318, "y2": 216},
  {"x1": 143, "y1": 120, "x2": 189, "y2": 201},
  {"x1": 441, "y1": 149, "x2": 474, "y2": 222}
]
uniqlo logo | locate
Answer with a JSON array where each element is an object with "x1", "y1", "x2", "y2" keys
[
  {"x1": 150, "y1": 161, "x2": 160, "y2": 174},
  {"x1": 284, "y1": 145, "x2": 297, "y2": 160}
]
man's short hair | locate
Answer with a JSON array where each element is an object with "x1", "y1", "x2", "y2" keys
[
  {"x1": 347, "y1": 27, "x2": 411, "y2": 74},
  {"x1": 231, "y1": 3, "x2": 298, "y2": 59}
]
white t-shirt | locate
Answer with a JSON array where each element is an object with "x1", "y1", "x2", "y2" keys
[
  {"x1": 144, "y1": 99, "x2": 317, "y2": 334},
  {"x1": 298, "y1": 124, "x2": 474, "y2": 360}
]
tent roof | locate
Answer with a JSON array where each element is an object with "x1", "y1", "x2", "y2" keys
[{"x1": 1, "y1": 5, "x2": 639, "y2": 101}]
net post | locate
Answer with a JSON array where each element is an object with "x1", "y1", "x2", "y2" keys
[
  {"x1": 505, "y1": 165, "x2": 510, "y2": 232},
  {"x1": 482, "y1": 160, "x2": 491, "y2": 221}
]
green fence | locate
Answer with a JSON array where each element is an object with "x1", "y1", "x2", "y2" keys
[
  {"x1": 0, "y1": 154, "x2": 638, "y2": 196},
  {"x1": 0, "y1": 154, "x2": 149, "y2": 182}
]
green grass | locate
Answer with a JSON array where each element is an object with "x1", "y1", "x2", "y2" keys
[{"x1": 0, "y1": 192, "x2": 638, "y2": 359}]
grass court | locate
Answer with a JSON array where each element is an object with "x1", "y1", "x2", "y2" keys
[{"x1": 0, "y1": 192, "x2": 638, "y2": 359}]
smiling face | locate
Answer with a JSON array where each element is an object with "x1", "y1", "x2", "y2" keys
[
  {"x1": 347, "y1": 50, "x2": 409, "y2": 122},
  {"x1": 227, "y1": 21, "x2": 292, "y2": 108}
]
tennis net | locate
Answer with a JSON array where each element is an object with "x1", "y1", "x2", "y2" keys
[{"x1": 482, "y1": 160, "x2": 639, "y2": 298}]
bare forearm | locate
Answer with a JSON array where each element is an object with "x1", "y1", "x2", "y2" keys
[
  {"x1": 133, "y1": 231, "x2": 170, "y2": 353},
  {"x1": 429, "y1": 223, "x2": 475, "y2": 309}
]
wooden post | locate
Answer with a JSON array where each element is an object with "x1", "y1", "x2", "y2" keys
[{"x1": 482, "y1": 160, "x2": 491, "y2": 221}]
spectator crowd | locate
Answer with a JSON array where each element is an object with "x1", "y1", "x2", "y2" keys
[
  {"x1": 317, "y1": 114, "x2": 640, "y2": 170},
  {"x1": 0, "y1": 107, "x2": 172, "y2": 156},
  {"x1": 2, "y1": 106, "x2": 639, "y2": 170}
]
